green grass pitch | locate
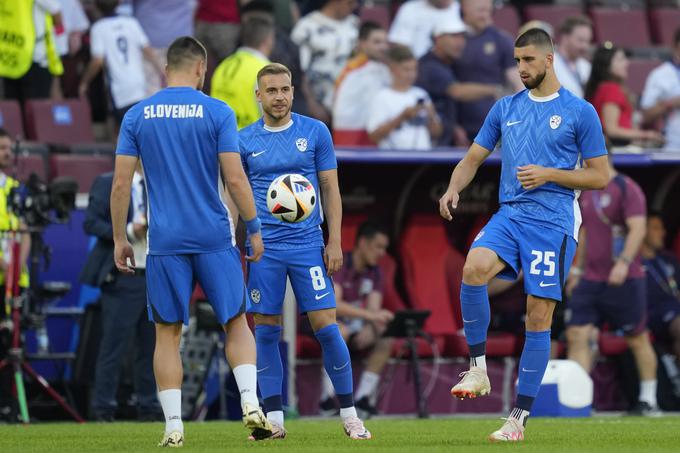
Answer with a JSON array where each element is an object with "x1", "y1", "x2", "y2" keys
[{"x1": 2, "y1": 417, "x2": 679, "y2": 452}]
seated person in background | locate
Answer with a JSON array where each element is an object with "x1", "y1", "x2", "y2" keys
[
  {"x1": 367, "y1": 45, "x2": 442, "y2": 150},
  {"x1": 320, "y1": 222, "x2": 394, "y2": 418},
  {"x1": 641, "y1": 212, "x2": 680, "y2": 395},
  {"x1": 585, "y1": 44, "x2": 664, "y2": 148}
]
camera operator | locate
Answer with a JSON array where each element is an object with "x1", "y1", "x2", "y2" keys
[{"x1": 80, "y1": 164, "x2": 158, "y2": 421}]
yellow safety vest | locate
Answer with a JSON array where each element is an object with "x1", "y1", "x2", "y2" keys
[
  {"x1": 211, "y1": 50, "x2": 269, "y2": 129},
  {"x1": 0, "y1": 176, "x2": 29, "y2": 288},
  {"x1": 0, "y1": 0, "x2": 63, "y2": 78}
]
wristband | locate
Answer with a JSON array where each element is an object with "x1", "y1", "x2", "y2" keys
[{"x1": 245, "y1": 217, "x2": 261, "y2": 235}]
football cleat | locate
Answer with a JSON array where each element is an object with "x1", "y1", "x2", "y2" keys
[
  {"x1": 488, "y1": 417, "x2": 525, "y2": 442},
  {"x1": 343, "y1": 416, "x2": 372, "y2": 440},
  {"x1": 158, "y1": 431, "x2": 183, "y2": 447},
  {"x1": 450, "y1": 366, "x2": 491, "y2": 400},
  {"x1": 242, "y1": 403, "x2": 273, "y2": 440},
  {"x1": 248, "y1": 421, "x2": 287, "y2": 441}
]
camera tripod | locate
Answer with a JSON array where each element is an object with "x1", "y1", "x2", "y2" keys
[{"x1": 0, "y1": 231, "x2": 84, "y2": 423}]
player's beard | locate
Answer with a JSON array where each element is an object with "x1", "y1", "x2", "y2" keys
[
  {"x1": 522, "y1": 69, "x2": 547, "y2": 89},
  {"x1": 265, "y1": 103, "x2": 292, "y2": 121}
]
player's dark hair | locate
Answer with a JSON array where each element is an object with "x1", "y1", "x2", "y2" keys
[
  {"x1": 515, "y1": 28, "x2": 554, "y2": 51},
  {"x1": 95, "y1": 0, "x2": 119, "y2": 17},
  {"x1": 240, "y1": 0, "x2": 275, "y2": 16},
  {"x1": 355, "y1": 221, "x2": 389, "y2": 245},
  {"x1": 257, "y1": 63, "x2": 292, "y2": 84},
  {"x1": 558, "y1": 16, "x2": 592, "y2": 37},
  {"x1": 166, "y1": 36, "x2": 207, "y2": 70},
  {"x1": 0, "y1": 127, "x2": 9, "y2": 139},
  {"x1": 387, "y1": 44, "x2": 415, "y2": 63},
  {"x1": 359, "y1": 21, "x2": 383, "y2": 41},
  {"x1": 241, "y1": 17, "x2": 275, "y2": 49},
  {"x1": 674, "y1": 27, "x2": 680, "y2": 47},
  {"x1": 584, "y1": 44, "x2": 624, "y2": 101}
]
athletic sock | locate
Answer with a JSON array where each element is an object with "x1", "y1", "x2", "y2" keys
[
  {"x1": 315, "y1": 324, "x2": 355, "y2": 415},
  {"x1": 514, "y1": 329, "x2": 551, "y2": 426},
  {"x1": 233, "y1": 364, "x2": 259, "y2": 408},
  {"x1": 267, "y1": 410, "x2": 284, "y2": 427},
  {"x1": 639, "y1": 379, "x2": 658, "y2": 407},
  {"x1": 255, "y1": 324, "x2": 284, "y2": 415},
  {"x1": 355, "y1": 371, "x2": 380, "y2": 401},
  {"x1": 158, "y1": 389, "x2": 183, "y2": 434},
  {"x1": 461, "y1": 283, "x2": 490, "y2": 370}
]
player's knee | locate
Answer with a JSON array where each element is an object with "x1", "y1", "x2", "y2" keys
[
  {"x1": 462, "y1": 259, "x2": 494, "y2": 285},
  {"x1": 253, "y1": 313, "x2": 282, "y2": 326},
  {"x1": 566, "y1": 326, "x2": 590, "y2": 346},
  {"x1": 625, "y1": 331, "x2": 650, "y2": 349},
  {"x1": 309, "y1": 308, "x2": 337, "y2": 332},
  {"x1": 525, "y1": 309, "x2": 553, "y2": 330}
]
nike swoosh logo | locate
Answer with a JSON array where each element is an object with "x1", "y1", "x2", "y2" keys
[
  {"x1": 333, "y1": 361, "x2": 350, "y2": 371},
  {"x1": 463, "y1": 319, "x2": 478, "y2": 323},
  {"x1": 252, "y1": 150, "x2": 267, "y2": 157},
  {"x1": 522, "y1": 368, "x2": 538, "y2": 372},
  {"x1": 539, "y1": 282, "x2": 557, "y2": 288},
  {"x1": 506, "y1": 120, "x2": 522, "y2": 126},
  {"x1": 315, "y1": 292, "x2": 330, "y2": 300},
  {"x1": 256, "y1": 366, "x2": 270, "y2": 373}
]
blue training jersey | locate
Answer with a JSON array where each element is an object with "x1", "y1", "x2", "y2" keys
[
  {"x1": 239, "y1": 113, "x2": 337, "y2": 250},
  {"x1": 116, "y1": 86, "x2": 238, "y2": 255},
  {"x1": 475, "y1": 87, "x2": 607, "y2": 239}
]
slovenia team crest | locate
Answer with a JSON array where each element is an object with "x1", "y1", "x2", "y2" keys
[
  {"x1": 550, "y1": 115, "x2": 562, "y2": 129},
  {"x1": 250, "y1": 289, "x2": 261, "y2": 304},
  {"x1": 296, "y1": 138, "x2": 308, "y2": 152}
]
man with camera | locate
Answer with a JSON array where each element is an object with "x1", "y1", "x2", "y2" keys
[{"x1": 80, "y1": 163, "x2": 158, "y2": 421}]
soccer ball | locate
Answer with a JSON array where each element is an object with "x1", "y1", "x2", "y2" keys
[{"x1": 266, "y1": 174, "x2": 317, "y2": 223}]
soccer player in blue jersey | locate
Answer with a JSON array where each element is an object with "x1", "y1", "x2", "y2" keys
[
  {"x1": 110, "y1": 37, "x2": 272, "y2": 447},
  {"x1": 238, "y1": 63, "x2": 371, "y2": 440},
  {"x1": 439, "y1": 29, "x2": 610, "y2": 441}
]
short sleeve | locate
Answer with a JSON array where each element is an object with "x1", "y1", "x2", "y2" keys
[
  {"x1": 366, "y1": 91, "x2": 390, "y2": 133},
  {"x1": 640, "y1": 69, "x2": 663, "y2": 109},
  {"x1": 623, "y1": 178, "x2": 646, "y2": 219},
  {"x1": 473, "y1": 99, "x2": 503, "y2": 151},
  {"x1": 116, "y1": 111, "x2": 139, "y2": 157},
  {"x1": 315, "y1": 122, "x2": 337, "y2": 171},
  {"x1": 416, "y1": 59, "x2": 454, "y2": 98},
  {"x1": 90, "y1": 23, "x2": 104, "y2": 58},
  {"x1": 237, "y1": 135, "x2": 249, "y2": 171},
  {"x1": 217, "y1": 105, "x2": 239, "y2": 153},
  {"x1": 576, "y1": 102, "x2": 607, "y2": 159},
  {"x1": 132, "y1": 19, "x2": 150, "y2": 48},
  {"x1": 290, "y1": 20, "x2": 312, "y2": 70}
]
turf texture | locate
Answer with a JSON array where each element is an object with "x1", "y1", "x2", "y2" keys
[{"x1": 1, "y1": 417, "x2": 679, "y2": 452}]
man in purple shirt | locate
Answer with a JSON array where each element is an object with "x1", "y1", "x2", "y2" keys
[
  {"x1": 451, "y1": 0, "x2": 523, "y2": 140},
  {"x1": 565, "y1": 158, "x2": 660, "y2": 415},
  {"x1": 319, "y1": 221, "x2": 394, "y2": 418}
]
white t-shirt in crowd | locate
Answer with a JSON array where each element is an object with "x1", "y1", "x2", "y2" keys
[
  {"x1": 553, "y1": 52, "x2": 591, "y2": 99},
  {"x1": 33, "y1": 0, "x2": 62, "y2": 66},
  {"x1": 640, "y1": 61, "x2": 680, "y2": 151},
  {"x1": 333, "y1": 57, "x2": 391, "y2": 130},
  {"x1": 366, "y1": 86, "x2": 433, "y2": 150},
  {"x1": 291, "y1": 11, "x2": 359, "y2": 110},
  {"x1": 388, "y1": 0, "x2": 461, "y2": 58},
  {"x1": 90, "y1": 16, "x2": 150, "y2": 109}
]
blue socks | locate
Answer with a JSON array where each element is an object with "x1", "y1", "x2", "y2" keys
[
  {"x1": 315, "y1": 323, "x2": 354, "y2": 408},
  {"x1": 460, "y1": 283, "x2": 490, "y2": 363},
  {"x1": 514, "y1": 329, "x2": 551, "y2": 425},
  {"x1": 255, "y1": 325, "x2": 284, "y2": 414}
]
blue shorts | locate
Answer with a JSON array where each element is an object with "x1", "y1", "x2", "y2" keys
[
  {"x1": 146, "y1": 247, "x2": 248, "y2": 325},
  {"x1": 471, "y1": 210, "x2": 577, "y2": 302},
  {"x1": 247, "y1": 247, "x2": 335, "y2": 315}
]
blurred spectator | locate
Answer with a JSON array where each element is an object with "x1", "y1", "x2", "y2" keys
[
  {"x1": 0, "y1": 0, "x2": 65, "y2": 104},
  {"x1": 320, "y1": 221, "x2": 394, "y2": 417},
  {"x1": 388, "y1": 0, "x2": 461, "y2": 58},
  {"x1": 333, "y1": 21, "x2": 390, "y2": 133},
  {"x1": 416, "y1": 17, "x2": 500, "y2": 147},
  {"x1": 211, "y1": 18, "x2": 274, "y2": 129},
  {"x1": 566, "y1": 156, "x2": 660, "y2": 415},
  {"x1": 78, "y1": 0, "x2": 163, "y2": 128},
  {"x1": 452, "y1": 0, "x2": 522, "y2": 141},
  {"x1": 517, "y1": 20, "x2": 553, "y2": 38},
  {"x1": 641, "y1": 213, "x2": 680, "y2": 396},
  {"x1": 291, "y1": 0, "x2": 359, "y2": 117},
  {"x1": 59, "y1": 0, "x2": 90, "y2": 56},
  {"x1": 366, "y1": 45, "x2": 441, "y2": 150},
  {"x1": 585, "y1": 44, "x2": 664, "y2": 148},
  {"x1": 640, "y1": 28, "x2": 680, "y2": 152},
  {"x1": 133, "y1": 0, "x2": 195, "y2": 96},
  {"x1": 553, "y1": 16, "x2": 592, "y2": 99},
  {"x1": 194, "y1": 0, "x2": 241, "y2": 63}
]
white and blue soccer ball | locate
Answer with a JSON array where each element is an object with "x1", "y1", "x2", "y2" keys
[{"x1": 266, "y1": 174, "x2": 317, "y2": 223}]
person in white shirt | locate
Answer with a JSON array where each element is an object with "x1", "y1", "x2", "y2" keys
[
  {"x1": 291, "y1": 0, "x2": 359, "y2": 116},
  {"x1": 333, "y1": 21, "x2": 391, "y2": 133},
  {"x1": 552, "y1": 16, "x2": 593, "y2": 99},
  {"x1": 388, "y1": 0, "x2": 461, "y2": 58},
  {"x1": 58, "y1": 0, "x2": 90, "y2": 56},
  {"x1": 78, "y1": 0, "x2": 164, "y2": 127},
  {"x1": 640, "y1": 28, "x2": 680, "y2": 152},
  {"x1": 367, "y1": 45, "x2": 442, "y2": 150}
]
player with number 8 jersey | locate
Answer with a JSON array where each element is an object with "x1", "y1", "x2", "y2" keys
[{"x1": 238, "y1": 63, "x2": 371, "y2": 440}]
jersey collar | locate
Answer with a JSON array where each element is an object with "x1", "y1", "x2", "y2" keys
[
  {"x1": 263, "y1": 118, "x2": 294, "y2": 133},
  {"x1": 528, "y1": 88, "x2": 561, "y2": 103}
]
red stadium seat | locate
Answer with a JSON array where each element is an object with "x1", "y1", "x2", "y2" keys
[
  {"x1": 589, "y1": 8, "x2": 651, "y2": 48},
  {"x1": 16, "y1": 154, "x2": 48, "y2": 183},
  {"x1": 379, "y1": 253, "x2": 407, "y2": 312},
  {"x1": 359, "y1": 4, "x2": 391, "y2": 29},
  {"x1": 523, "y1": 5, "x2": 584, "y2": 32},
  {"x1": 333, "y1": 129, "x2": 373, "y2": 147},
  {"x1": 649, "y1": 8, "x2": 680, "y2": 46},
  {"x1": 598, "y1": 331, "x2": 629, "y2": 356},
  {"x1": 49, "y1": 154, "x2": 113, "y2": 193},
  {"x1": 24, "y1": 99, "x2": 95, "y2": 146},
  {"x1": 341, "y1": 213, "x2": 368, "y2": 252},
  {"x1": 493, "y1": 5, "x2": 520, "y2": 38},
  {"x1": 0, "y1": 100, "x2": 24, "y2": 139},
  {"x1": 627, "y1": 58, "x2": 662, "y2": 98}
]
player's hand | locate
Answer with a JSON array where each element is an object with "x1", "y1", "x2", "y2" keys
[
  {"x1": 132, "y1": 223, "x2": 147, "y2": 240},
  {"x1": 324, "y1": 240, "x2": 343, "y2": 276},
  {"x1": 246, "y1": 233, "x2": 264, "y2": 262},
  {"x1": 517, "y1": 165, "x2": 553, "y2": 190},
  {"x1": 400, "y1": 105, "x2": 420, "y2": 122},
  {"x1": 439, "y1": 190, "x2": 459, "y2": 221},
  {"x1": 565, "y1": 274, "x2": 581, "y2": 297},
  {"x1": 641, "y1": 130, "x2": 664, "y2": 145},
  {"x1": 370, "y1": 309, "x2": 394, "y2": 325},
  {"x1": 607, "y1": 260, "x2": 629, "y2": 286},
  {"x1": 114, "y1": 241, "x2": 136, "y2": 274}
]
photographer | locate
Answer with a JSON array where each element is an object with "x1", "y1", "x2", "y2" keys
[{"x1": 80, "y1": 165, "x2": 158, "y2": 421}]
